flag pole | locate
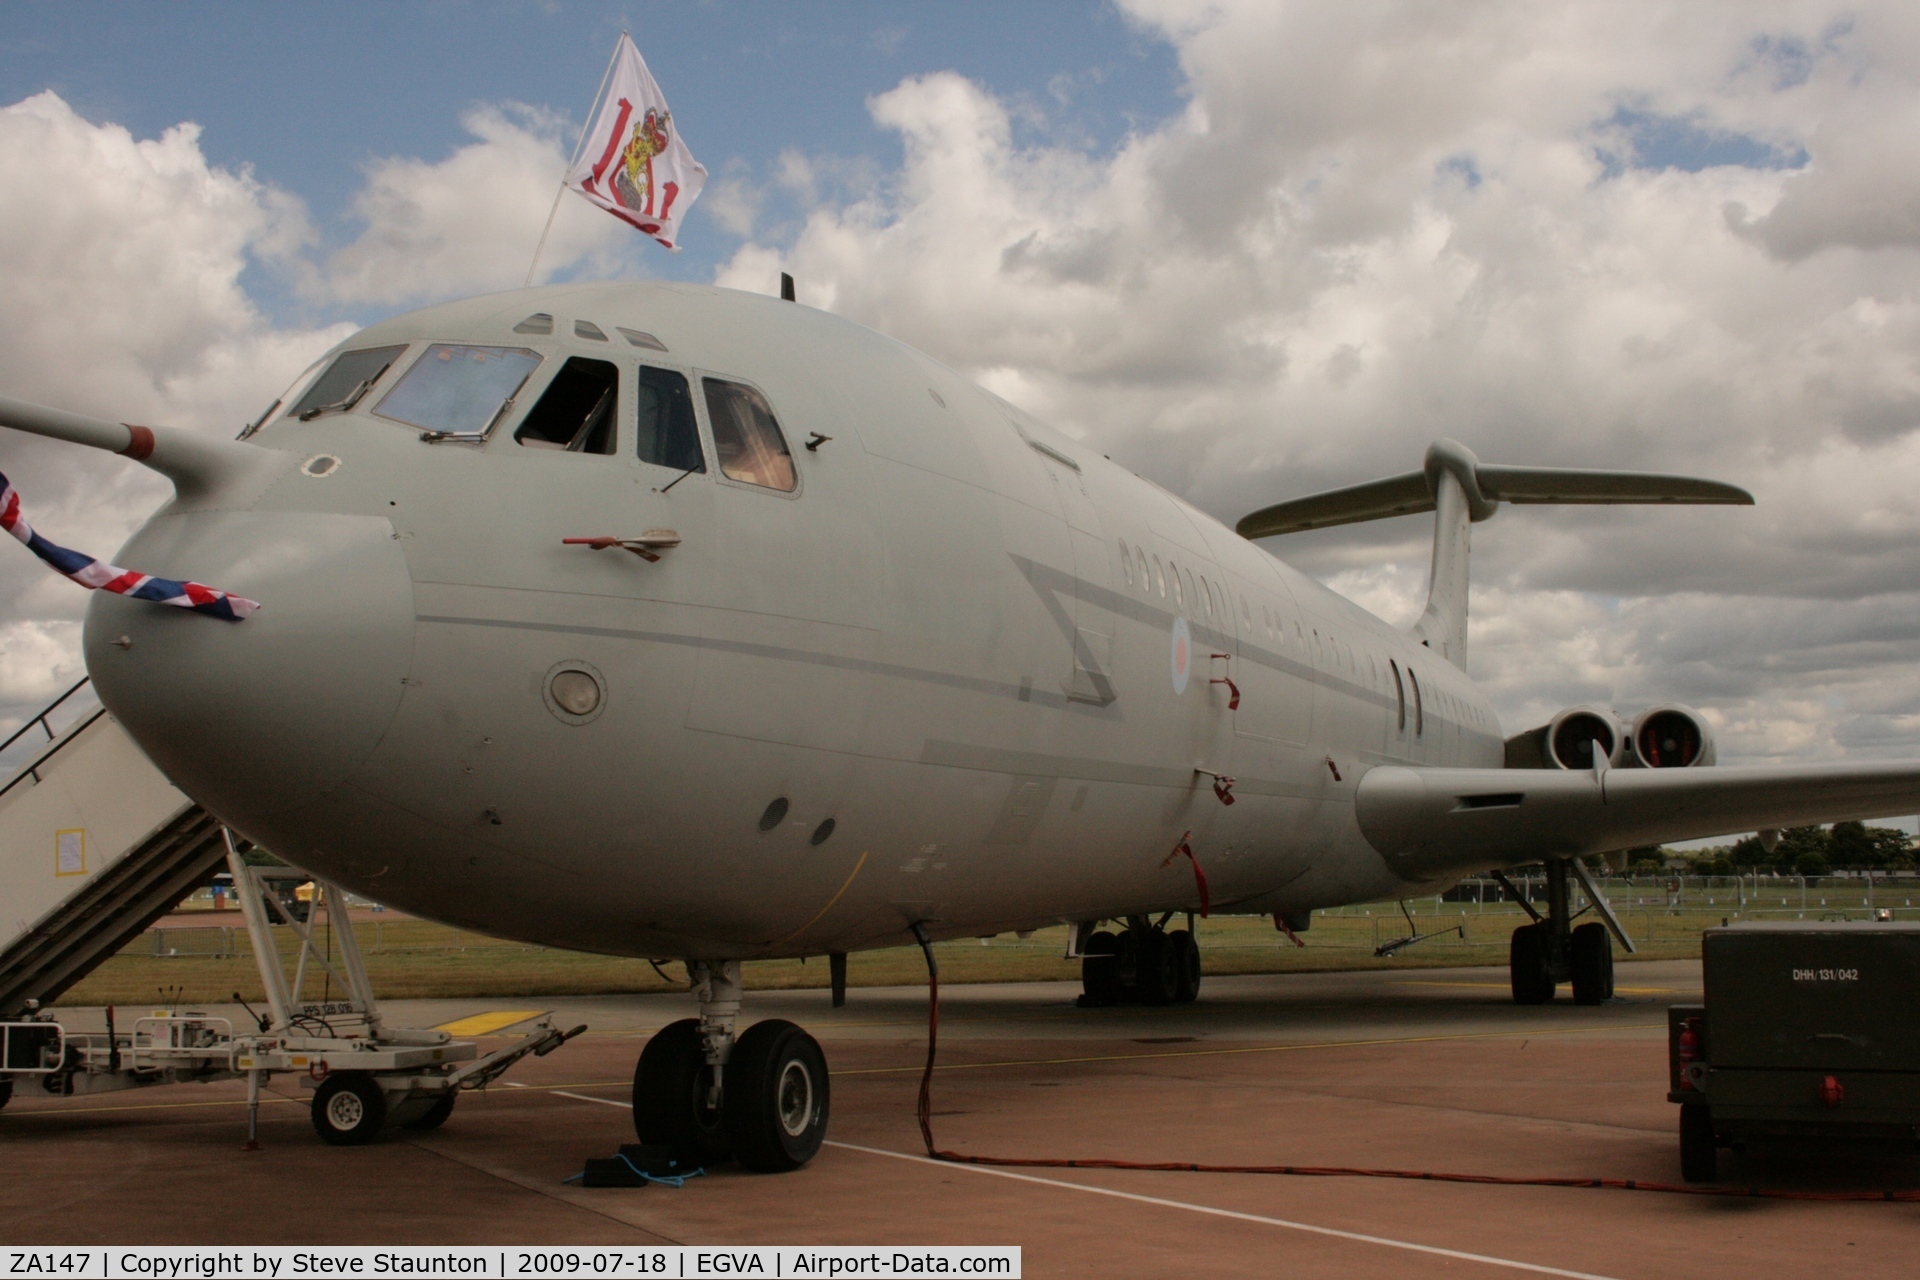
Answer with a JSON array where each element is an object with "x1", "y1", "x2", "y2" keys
[{"x1": 525, "y1": 32, "x2": 625, "y2": 288}]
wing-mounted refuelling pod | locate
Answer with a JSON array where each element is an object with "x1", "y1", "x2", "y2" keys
[{"x1": 1234, "y1": 439, "x2": 1753, "y2": 669}]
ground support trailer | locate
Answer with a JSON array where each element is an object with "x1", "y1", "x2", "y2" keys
[
  {"x1": 1669, "y1": 920, "x2": 1920, "y2": 1181},
  {"x1": 1, "y1": 815, "x2": 582, "y2": 1144}
]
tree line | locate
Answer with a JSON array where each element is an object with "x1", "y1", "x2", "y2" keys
[{"x1": 1634, "y1": 822, "x2": 1916, "y2": 878}]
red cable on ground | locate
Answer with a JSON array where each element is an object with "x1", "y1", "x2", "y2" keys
[{"x1": 907, "y1": 945, "x2": 1920, "y2": 1204}]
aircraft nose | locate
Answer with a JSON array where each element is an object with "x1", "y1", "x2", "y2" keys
[{"x1": 84, "y1": 511, "x2": 415, "y2": 821}]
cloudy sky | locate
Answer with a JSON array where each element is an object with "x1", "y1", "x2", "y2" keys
[{"x1": 3, "y1": 1, "x2": 1920, "y2": 787}]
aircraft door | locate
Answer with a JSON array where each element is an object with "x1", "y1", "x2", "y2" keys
[
  {"x1": 1189, "y1": 565, "x2": 1238, "y2": 790},
  {"x1": 1235, "y1": 591, "x2": 1312, "y2": 748},
  {"x1": 681, "y1": 371, "x2": 885, "y2": 759}
]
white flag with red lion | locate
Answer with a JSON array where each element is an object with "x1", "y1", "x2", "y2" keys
[{"x1": 565, "y1": 34, "x2": 706, "y2": 251}]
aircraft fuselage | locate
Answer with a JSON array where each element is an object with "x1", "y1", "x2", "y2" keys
[{"x1": 84, "y1": 282, "x2": 1502, "y2": 960}]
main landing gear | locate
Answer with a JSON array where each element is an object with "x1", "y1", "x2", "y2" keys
[
  {"x1": 632, "y1": 960, "x2": 830, "y2": 1172},
  {"x1": 1078, "y1": 915, "x2": 1203, "y2": 1007},
  {"x1": 1494, "y1": 857, "x2": 1633, "y2": 1006}
]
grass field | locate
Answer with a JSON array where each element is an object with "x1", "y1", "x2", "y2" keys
[{"x1": 53, "y1": 905, "x2": 1752, "y2": 1007}]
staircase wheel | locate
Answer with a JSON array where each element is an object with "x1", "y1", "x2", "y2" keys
[{"x1": 311, "y1": 1073, "x2": 386, "y2": 1146}]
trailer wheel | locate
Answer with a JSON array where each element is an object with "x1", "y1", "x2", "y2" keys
[
  {"x1": 1509, "y1": 923, "x2": 1555, "y2": 1004},
  {"x1": 312, "y1": 1073, "x2": 386, "y2": 1145},
  {"x1": 1570, "y1": 922, "x2": 1614, "y2": 1005},
  {"x1": 633, "y1": 1018, "x2": 732, "y2": 1165},
  {"x1": 1079, "y1": 931, "x2": 1122, "y2": 1005},
  {"x1": 1169, "y1": 930, "x2": 1202, "y2": 1004},
  {"x1": 403, "y1": 1092, "x2": 456, "y2": 1131},
  {"x1": 1679, "y1": 1103, "x2": 1718, "y2": 1182},
  {"x1": 725, "y1": 1019, "x2": 830, "y2": 1172},
  {"x1": 0, "y1": 1078, "x2": 12, "y2": 1112}
]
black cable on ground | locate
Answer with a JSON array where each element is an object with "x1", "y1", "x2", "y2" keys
[{"x1": 908, "y1": 943, "x2": 1920, "y2": 1204}]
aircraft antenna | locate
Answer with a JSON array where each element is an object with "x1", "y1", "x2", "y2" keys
[{"x1": 525, "y1": 33, "x2": 626, "y2": 288}]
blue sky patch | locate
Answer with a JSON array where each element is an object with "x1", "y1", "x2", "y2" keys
[{"x1": 1598, "y1": 106, "x2": 1807, "y2": 179}]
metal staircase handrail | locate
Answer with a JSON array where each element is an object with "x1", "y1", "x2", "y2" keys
[
  {"x1": 0, "y1": 674, "x2": 95, "y2": 758},
  {"x1": 0, "y1": 705, "x2": 109, "y2": 803}
]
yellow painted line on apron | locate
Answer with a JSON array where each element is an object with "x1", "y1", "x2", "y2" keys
[{"x1": 433, "y1": 1009, "x2": 545, "y2": 1036}]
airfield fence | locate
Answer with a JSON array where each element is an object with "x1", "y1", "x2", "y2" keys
[{"x1": 55, "y1": 873, "x2": 1920, "y2": 1007}]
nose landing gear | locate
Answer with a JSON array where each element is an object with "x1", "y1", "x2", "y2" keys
[
  {"x1": 1078, "y1": 916, "x2": 1203, "y2": 1007},
  {"x1": 1494, "y1": 858, "x2": 1631, "y2": 1005},
  {"x1": 632, "y1": 959, "x2": 830, "y2": 1172}
]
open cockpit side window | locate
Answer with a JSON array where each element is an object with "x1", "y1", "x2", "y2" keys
[
  {"x1": 285, "y1": 345, "x2": 408, "y2": 422},
  {"x1": 515, "y1": 357, "x2": 619, "y2": 454},
  {"x1": 634, "y1": 366, "x2": 704, "y2": 472},
  {"x1": 703, "y1": 377, "x2": 796, "y2": 492}
]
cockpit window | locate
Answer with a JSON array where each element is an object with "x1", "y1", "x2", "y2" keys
[
  {"x1": 286, "y1": 345, "x2": 408, "y2": 421},
  {"x1": 515, "y1": 357, "x2": 618, "y2": 454},
  {"x1": 375, "y1": 344, "x2": 541, "y2": 437},
  {"x1": 703, "y1": 377, "x2": 795, "y2": 491},
  {"x1": 635, "y1": 366, "x2": 704, "y2": 472}
]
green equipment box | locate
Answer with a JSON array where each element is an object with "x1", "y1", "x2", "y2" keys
[{"x1": 1669, "y1": 921, "x2": 1920, "y2": 1182}]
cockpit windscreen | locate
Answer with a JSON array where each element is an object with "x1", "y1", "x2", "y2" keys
[
  {"x1": 375, "y1": 344, "x2": 542, "y2": 436},
  {"x1": 285, "y1": 345, "x2": 407, "y2": 421}
]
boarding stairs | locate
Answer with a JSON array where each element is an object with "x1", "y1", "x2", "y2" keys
[
  {"x1": 0, "y1": 678, "x2": 232, "y2": 1020},
  {"x1": 0, "y1": 677, "x2": 584, "y2": 1140}
]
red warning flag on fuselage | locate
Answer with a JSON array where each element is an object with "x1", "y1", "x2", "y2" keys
[{"x1": 565, "y1": 34, "x2": 707, "y2": 251}]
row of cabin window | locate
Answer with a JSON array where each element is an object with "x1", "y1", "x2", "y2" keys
[
  {"x1": 1114, "y1": 536, "x2": 1235, "y2": 622},
  {"x1": 282, "y1": 343, "x2": 796, "y2": 493},
  {"x1": 1111, "y1": 534, "x2": 1493, "y2": 742}
]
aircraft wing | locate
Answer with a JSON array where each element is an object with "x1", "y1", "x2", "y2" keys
[{"x1": 1355, "y1": 760, "x2": 1920, "y2": 879}]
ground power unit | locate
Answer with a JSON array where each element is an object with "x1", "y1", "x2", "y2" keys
[{"x1": 1669, "y1": 921, "x2": 1920, "y2": 1181}]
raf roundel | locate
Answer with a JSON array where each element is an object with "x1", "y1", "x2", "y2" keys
[{"x1": 1170, "y1": 616, "x2": 1192, "y2": 695}]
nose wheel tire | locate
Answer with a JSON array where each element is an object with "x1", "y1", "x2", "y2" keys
[
  {"x1": 1169, "y1": 929, "x2": 1202, "y2": 1004},
  {"x1": 724, "y1": 1018, "x2": 830, "y2": 1172},
  {"x1": 1509, "y1": 923, "x2": 1555, "y2": 1005},
  {"x1": 1079, "y1": 930, "x2": 1122, "y2": 1005},
  {"x1": 634, "y1": 1018, "x2": 733, "y2": 1166},
  {"x1": 311, "y1": 1072, "x2": 386, "y2": 1145},
  {"x1": 1569, "y1": 922, "x2": 1614, "y2": 1005}
]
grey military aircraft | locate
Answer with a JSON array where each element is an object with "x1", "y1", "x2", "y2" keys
[{"x1": 7, "y1": 280, "x2": 1920, "y2": 1170}]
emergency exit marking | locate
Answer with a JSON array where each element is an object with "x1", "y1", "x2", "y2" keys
[
  {"x1": 54, "y1": 829, "x2": 84, "y2": 877},
  {"x1": 1791, "y1": 968, "x2": 1859, "y2": 982}
]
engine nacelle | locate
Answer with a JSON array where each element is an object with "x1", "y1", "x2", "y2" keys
[
  {"x1": 1629, "y1": 704, "x2": 1716, "y2": 768},
  {"x1": 1545, "y1": 705, "x2": 1625, "y2": 770}
]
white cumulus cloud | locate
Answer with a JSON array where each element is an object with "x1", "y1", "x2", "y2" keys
[{"x1": 715, "y1": 0, "x2": 1920, "y2": 769}]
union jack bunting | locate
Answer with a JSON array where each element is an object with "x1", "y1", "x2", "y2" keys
[{"x1": 0, "y1": 471, "x2": 258, "y2": 621}]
